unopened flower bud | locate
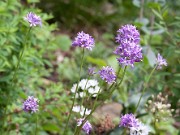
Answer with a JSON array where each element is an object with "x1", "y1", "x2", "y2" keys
[
  {"x1": 151, "y1": 108, "x2": 155, "y2": 113},
  {"x1": 167, "y1": 104, "x2": 171, "y2": 108},
  {"x1": 160, "y1": 110, "x2": 164, "y2": 113},
  {"x1": 148, "y1": 100, "x2": 152, "y2": 104}
]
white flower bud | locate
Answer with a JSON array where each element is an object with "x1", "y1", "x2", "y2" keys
[
  {"x1": 167, "y1": 104, "x2": 171, "y2": 108},
  {"x1": 148, "y1": 100, "x2": 152, "y2": 104},
  {"x1": 151, "y1": 108, "x2": 155, "y2": 113}
]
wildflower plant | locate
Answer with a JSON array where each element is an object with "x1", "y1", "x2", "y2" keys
[{"x1": 0, "y1": 0, "x2": 177, "y2": 134}]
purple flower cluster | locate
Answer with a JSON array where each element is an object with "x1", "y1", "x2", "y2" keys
[
  {"x1": 72, "y1": 31, "x2": 95, "y2": 51},
  {"x1": 119, "y1": 113, "x2": 139, "y2": 128},
  {"x1": 23, "y1": 96, "x2": 39, "y2": 113},
  {"x1": 77, "y1": 118, "x2": 92, "y2": 135},
  {"x1": 115, "y1": 24, "x2": 140, "y2": 45},
  {"x1": 156, "y1": 53, "x2": 167, "y2": 69},
  {"x1": 114, "y1": 24, "x2": 143, "y2": 67},
  {"x1": 99, "y1": 66, "x2": 116, "y2": 84},
  {"x1": 120, "y1": 113, "x2": 150, "y2": 135},
  {"x1": 24, "y1": 12, "x2": 42, "y2": 27}
]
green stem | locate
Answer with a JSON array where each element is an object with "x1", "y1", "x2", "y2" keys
[
  {"x1": 134, "y1": 65, "x2": 157, "y2": 113},
  {"x1": 110, "y1": 66, "x2": 126, "y2": 96},
  {"x1": 35, "y1": 113, "x2": 38, "y2": 135},
  {"x1": 63, "y1": 49, "x2": 85, "y2": 135},
  {"x1": 12, "y1": 27, "x2": 31, "y2": 84},
  {"x1": 122, "y1": 128, "x2": 127, "y2": 135}
]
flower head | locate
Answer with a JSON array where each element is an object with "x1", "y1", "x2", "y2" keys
[
  {"x1": 99, "y1": 66, "x2": 116, "y2": 84},
  {"x1": 72, "y1": 31, "x2": 95, "y2": 50},
  {"x1": 114, "y1": 41, "x2": 143, "y2": 67},
  {"x1": 114, "y1": 24, "x2": 142, "y2": 67},
  {"x1": 146, "y1": 93, "x2": 173, "y2": 122},
  {"x1": 119, "y1": 113, "x2": 139, "y2": 128},
  {"x1": 24, "y1": 12, "x2": 42, "y2": 27},
  {"x1": 115, "y1": 24, "x2": 140, "y2": 45},
  {"x1": 77, "y1": 118, "x2": 92, "y2": 134},
  {"x1": 156, "y1": 53, "x2": 167, "y2": 69},
  {"x1": 23, "y1": 96, "x2": 39, "y2": 113},
  {"x1": 130, "y1": 122, "x2": 150, "y2": 135}
]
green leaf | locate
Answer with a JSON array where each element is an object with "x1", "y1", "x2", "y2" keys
[
  {"x1": 152, "y1": 9, "x2": 163, "y2": 20},
  {"x1": 86, "y1": 56, "x2": 106, "y2": 67},
  {"x1": 43, "y1": 123, "x2": 59, "y2": 132}
]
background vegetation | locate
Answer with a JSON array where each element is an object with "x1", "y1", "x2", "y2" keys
[{"x1": 0, "y1": 0, "x2": 179, "y2": 134}]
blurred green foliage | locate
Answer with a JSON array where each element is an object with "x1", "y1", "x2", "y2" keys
[
  {"x1": 0, "y1": 0, "x2": 179, "y2": 134},
  {"x1": 0, "y1": 0, "x2": 71, "y2": 134}
]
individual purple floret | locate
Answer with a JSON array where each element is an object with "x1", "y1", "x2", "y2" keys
[
  {"x1": 115, "y1": 24, "x2": 140, "y2": 45},
  {"x1": 99, "y1": 66, "x2": 116, "y2": 84},
  {"x1": 88, "y1": 67, "x2": 96, "y2": 75},
  {"x1": 72, "y1": 31, "x2": 95, "y2": 51},
  {"x1": 119, "y1": 113, "x2": 139, "y2": 128},
  {"x1": 114, "y1": 41, "x2": 143, "y2": 67},
  {"x1": 24, "y1": 12, "x2": 42, "y2": 27},
  {"x1": 156, "y1": 53, "x2": 167, "y2": 69},
  {"x1": 77, "y1": 118, "x2": 92, "y2": 135},
  {"x1": 23, "y1": 96, "x2": 39, "y2": 113}
]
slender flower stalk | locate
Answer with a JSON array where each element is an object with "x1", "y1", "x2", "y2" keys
[
  {"x1": 134, "y1": 65, "x2": 157, "y2": 113},
  {"x1": 63, "y1": 49, "x2": 85, "y2": 135},
  {"x1": 12, "y1": 27, "x2": 32, "y2": 83},
  {"x1": 35, "y1": 113, "x2": 38, "y2": 135},
  {"x1": 108, "y1": 66, "x2": 126, "y2": 97}
]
